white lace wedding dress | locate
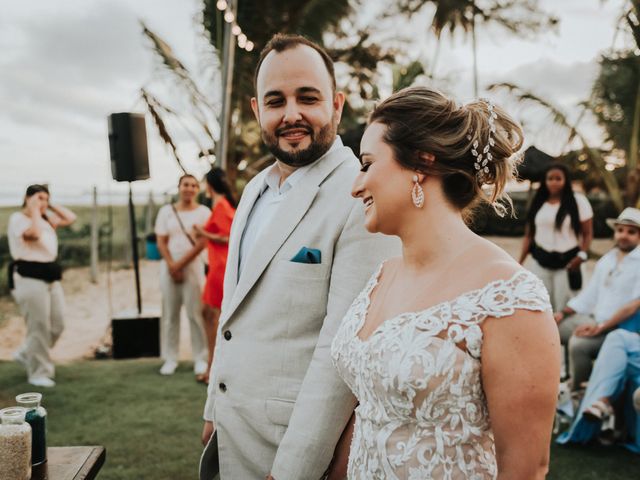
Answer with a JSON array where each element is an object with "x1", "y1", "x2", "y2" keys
[{"x1": 331, "y1": 263, "x2": 551, "y2": 479}]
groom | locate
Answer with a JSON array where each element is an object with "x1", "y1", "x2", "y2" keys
[{"x1": 199, "y1": 34, "x2": 398, "y2": 479}]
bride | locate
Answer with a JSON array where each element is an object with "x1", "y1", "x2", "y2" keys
[{"x1": 331, "y1": 87, "x2": 560, "y2": 479}]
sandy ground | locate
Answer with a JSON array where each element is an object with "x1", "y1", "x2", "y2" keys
[
  {"x1": 0, "y1": 237, "x2": 614, "y2": 363},
  {"x1": 0, "y1": 260, "x2": 196, "y2": 363}
]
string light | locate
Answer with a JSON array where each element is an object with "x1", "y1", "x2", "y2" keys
[{"x1": 215, "y1": 1, "x2": 257, "y2": 52}]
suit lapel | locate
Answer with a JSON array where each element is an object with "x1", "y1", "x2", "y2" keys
[
  {"x1": 221, "y1": 173, "x2": 265, "y2": 307},
  {"x1": 222, "y1": 146, "x2": 351, "y2": 324}
]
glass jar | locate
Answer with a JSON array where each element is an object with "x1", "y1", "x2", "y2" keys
[
  {"x1": 16, "y1": 392, "x2": 47, "y2": 466},
  {"x1": 0, "y1": 406, "x2": 32, "y2": 480}
]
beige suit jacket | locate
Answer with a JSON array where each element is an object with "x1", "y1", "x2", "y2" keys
[{"x1": 200, "y1": 139, "x2": 399, "y2": 480}]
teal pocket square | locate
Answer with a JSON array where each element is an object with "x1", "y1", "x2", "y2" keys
[{"x1": 291, "y1": 247, "x2": 322, "y2": 264}]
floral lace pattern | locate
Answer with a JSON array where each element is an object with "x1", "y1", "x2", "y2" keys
[{"x1": 331, "y1": 264, "x2": 550, "y2": 479}]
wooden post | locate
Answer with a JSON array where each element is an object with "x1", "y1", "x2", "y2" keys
[
  {"x1": 145, "y1": 191, "x2": 155, "y2": 234},
  {"x1": 90, "y1": 186, "x2": 99, "y2": 283},
  {"x1": 216, "y1": 0, "x2": 237, "y2": 171}
]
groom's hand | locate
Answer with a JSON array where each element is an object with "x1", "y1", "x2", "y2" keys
[{"x1": 202, "y1": 421, "x2": 215, "y2": 446}]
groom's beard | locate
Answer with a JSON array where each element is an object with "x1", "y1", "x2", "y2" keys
[{"x1": 262, "y1": 119, "x2": 337, "y2": 168}]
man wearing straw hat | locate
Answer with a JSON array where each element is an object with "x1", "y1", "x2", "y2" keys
[{"x1": 554, "y1": 207, "x2": 640, "y2": 390}]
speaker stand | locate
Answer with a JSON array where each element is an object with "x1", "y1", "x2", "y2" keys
[{"x1": 128, "y1": 181, "x2": 142, "y2": 314}]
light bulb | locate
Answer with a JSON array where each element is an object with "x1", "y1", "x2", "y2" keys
[
  {"x1": 232, "y1": 24, "x2": 241, "y2": 35},
  {"x1": 216, "y1": 0, "x2": 227, "y2": 11},
  {"x1": 224, "y1": 11, "x2": 234, "y2": 23},
  {"x1": 245, "y1": 41, "x2": 254, "y2": 52}
]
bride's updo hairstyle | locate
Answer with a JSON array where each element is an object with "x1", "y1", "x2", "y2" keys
[{"x1": 368, "y1": 86, "x2": 523, "y2": 217}]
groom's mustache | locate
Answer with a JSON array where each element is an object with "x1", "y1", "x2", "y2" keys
[{"x1": 275, "y1": 123, "x2": 313, "y2": 137}]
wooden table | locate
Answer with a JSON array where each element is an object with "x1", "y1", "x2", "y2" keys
[{"x1": 32, "y1": 446, "x2": 106, "y2": 480}]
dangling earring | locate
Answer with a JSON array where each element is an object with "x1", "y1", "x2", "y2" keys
[{"x1": 411, "y1": 175, "x2": 424, "y2": 208}]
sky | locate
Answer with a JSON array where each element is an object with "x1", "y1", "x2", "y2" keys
[{"x1": 0, "y1": 0, "x2": 628, "y2": 205}]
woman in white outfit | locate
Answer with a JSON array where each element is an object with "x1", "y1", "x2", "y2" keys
[
  {"x1": 519, "y1": 163, "x2": 593, "y2": 318},
  {"x1": 155, "y1": 174, "x2": 210, "y2": 377},
  {"x1": 330, "y1": 87, "x2": 560, "y2": 479},
  {"x1": 8, "y1": 184, "x2": 76, "y2": 388}
]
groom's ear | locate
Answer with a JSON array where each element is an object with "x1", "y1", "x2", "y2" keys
[
  {"x1": 251, "y1": 97, "x2": 260, "y2": 122},
  {"x1": 333, "y1": 91, "x2": 345, "y2": 123}
]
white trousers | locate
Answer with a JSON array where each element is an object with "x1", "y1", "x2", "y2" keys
[
  {"x1": 159, "y1": 260, "x2": 207, "y2": 364},
  {"x1": 529, "y1": 260, "x2": 580, "y2": 312},
  {"x1": 12, "y1": 274, "x2": 65, "y2": 379}
]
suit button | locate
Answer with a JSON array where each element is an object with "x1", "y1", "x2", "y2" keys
[
  {"x1": 223, "y1": 330, "x2": 232, "y2": 341},
  {"x1": 219, "y1": 382, "x2": 227, "y2": 392}
]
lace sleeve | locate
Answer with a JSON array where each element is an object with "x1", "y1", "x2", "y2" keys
[{"x1": 476, "y1": 270, "x2": 551, "y2": 318}]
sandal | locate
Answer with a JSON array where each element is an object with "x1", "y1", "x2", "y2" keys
[{"x1": 583, "y1": 399, "x2": 614, "y2": 423}]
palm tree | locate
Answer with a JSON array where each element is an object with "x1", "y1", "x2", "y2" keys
[
  {"x1": 489, "y1": 82, "x2": 625, "y2": 212},
  {"x1": 592, "y1": 0, "x2": 640, "y2": 207},
  {"x1": 396, "y1": 1, "x2": 558, "y2": 96}
]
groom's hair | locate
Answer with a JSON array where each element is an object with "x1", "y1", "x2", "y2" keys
[{"x1": 253, "y1": 33, "x2": 336, "y2": 94}]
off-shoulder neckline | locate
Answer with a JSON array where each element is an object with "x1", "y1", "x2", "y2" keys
[{"x1": 355, "y1": 262, "x2": 535, "y2": 342}]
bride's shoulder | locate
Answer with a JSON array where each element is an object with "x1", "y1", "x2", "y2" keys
[{"x1": 463, "y1": 241, "x2": 525, "y2": 285}]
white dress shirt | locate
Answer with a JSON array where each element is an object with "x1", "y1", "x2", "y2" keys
[
  {"x1": 238, "y1": 137, "x2": 344, "y2": 276},
  {"x1": 568, "y1": 246, "x2": 640, "y2": 323}
]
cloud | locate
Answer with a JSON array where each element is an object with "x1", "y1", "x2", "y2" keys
[
  {"x1": 492, "y1": 58, "x2": 598, "y2": 107},
  {"x1": 0, "y1": 1, "x2": 152, "y2": 132},
  {"x1": 0, "y1": 0, "x2": 214, "y2": 201}
]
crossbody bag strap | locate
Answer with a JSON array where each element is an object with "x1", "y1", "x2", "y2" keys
[{"x1": 170, "y1": 203, "x2": 196, "y2": 247}]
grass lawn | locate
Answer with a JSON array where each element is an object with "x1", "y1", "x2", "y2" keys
[
  {"x1": 1, "y1": 359, "x2": 640, "y2": 479},
  {"x1": 0, "y1": 359, "x2": 206, "y2": 480}
]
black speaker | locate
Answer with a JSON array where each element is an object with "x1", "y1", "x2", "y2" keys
[
  {"x1": 111, "y1": 312, "x2": 160, "y2": 359},
  {"x1": 108, "y1": 112, "x2": 150, "y2": 182}
]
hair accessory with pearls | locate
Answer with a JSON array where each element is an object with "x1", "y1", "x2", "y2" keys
[{"x1": 468, "y1": 99, "x2": 497, "y2": 182}]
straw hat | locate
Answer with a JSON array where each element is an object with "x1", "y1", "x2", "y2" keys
[{"x1": 606, "y1": 207, "x2": 640, "y2": 230}]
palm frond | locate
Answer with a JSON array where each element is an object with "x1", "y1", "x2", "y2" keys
[
  {"x1": 488, "y1": 82, "x2": 624, "y2": 211},
  {"x1": 140, "y1": 88, "x2": 188, "y2": 174},
  {"x1": 140, "y1": 21, "x2": 218, "y2": 119}
]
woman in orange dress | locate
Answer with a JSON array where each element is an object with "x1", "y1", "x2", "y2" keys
[{"x1": 193, "y1": 167, "x2": 236, "y2": 383}]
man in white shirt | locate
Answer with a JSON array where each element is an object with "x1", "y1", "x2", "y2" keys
[
  {"x1": 199, "y1": 34, "x2": 398, "y2": 480},
  {"x1": 554, "y1": 208, "x2": 640, "y2": 390}
]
